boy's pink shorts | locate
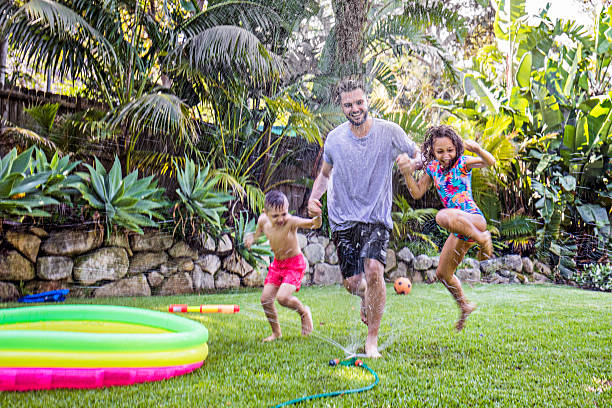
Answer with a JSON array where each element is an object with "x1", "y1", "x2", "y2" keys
[{"x1": 265, "y1": 254, "x2": 306, "y2": 291}]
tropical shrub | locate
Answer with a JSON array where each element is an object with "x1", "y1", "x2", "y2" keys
[
  {"x1": 391, "y1": 195, "x2": 438, "y2": 251},
  {"x1": 437, "y1": 1, "x2": 612, "y2": 277},
  {"x1": 573, "y1": 263, "x2": 612, "y2": 292},
  {"x1": 76, "y1": 157, "x2": 167, "y2": 234},
  {"x1": 498, "y1": 214, "x2": 537, "y2": 255}
]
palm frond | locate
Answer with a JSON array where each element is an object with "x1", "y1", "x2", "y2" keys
[
  {"x1": 108, "y1": 92, "x2": 199, "y2": 147},
  {"x1": 402, "y1": 1, "x2": 467, "y2": 40},
  {"x1": 499, "y1": 214, "x2": 537, "y2": 239},
  {"x1": 367, "y1": 15, "x2": 426, "y2": 55},
  {"x1": 5, "y1": 0, "x2": 117, "y2": 67},
  {"x1": 172, "y1": 25, "x2": 284, "y2": 84},
  {"x1": 0, "y1": 126, "x2": 58, "y2": 151},
  {"x1": 129, "y1": 151, "x2": 185, "y2": 177},
  {"x1": 382, "y1": 100, "x2": 428, "y2": 138},
  {"x1": 24, "y1": 103, "x2": 59, "y2": 133},
  {"x1": 179, "y1": 1, "x2": 281, "y2": 38}
]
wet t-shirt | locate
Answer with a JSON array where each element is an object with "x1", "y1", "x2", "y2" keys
[{"x1": 323, "y1": 118, "x2": 417, "y2": 231}]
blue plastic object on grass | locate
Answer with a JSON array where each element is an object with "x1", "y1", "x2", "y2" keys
[{"x1": 18, "y1": 289, "x2": 69, "y2": 303}]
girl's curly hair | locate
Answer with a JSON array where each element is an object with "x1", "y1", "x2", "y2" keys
[{"x1": 422, "y1": 125, "x2": 464, "y2": 169}]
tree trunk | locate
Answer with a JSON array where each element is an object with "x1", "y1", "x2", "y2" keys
[
  {"x1": 0, "y1": 37, "x2": 8, "y2": 86},
  {"x1": 331, "y1": 0, "x2": 370, "y2": 77}
]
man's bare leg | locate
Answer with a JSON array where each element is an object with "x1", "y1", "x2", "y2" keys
[
  {"x1": 276, "y1": 283, "x2": 313, "y2": 337},
  {"x1": 358, "y1": 277, "x2": 367, "y2": 325},
  {"x1": 261, "y1": 284, "x2": 281, "y2": 342},
  {"x1": 363, "y1": 259, "x2": 385, "y2": 358},
  {"x1": 343, "y1": 273, "x2": 367, "y2": 324}
]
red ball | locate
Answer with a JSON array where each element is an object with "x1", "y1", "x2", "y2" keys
[{"x1": 394, "y1": 277, "x2": 412, "y2": 294}]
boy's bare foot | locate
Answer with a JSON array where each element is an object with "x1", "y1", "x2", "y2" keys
[
  {"x1": 455, "y1": 302, "x2": 477, "y2": 331},
  {"x1": 301, "y1": 306, "x2": 313, "y2": 336},
  {"x1": 360, "y1": 299, "x2": 368, "y2": 325},
  {"x1": 365, "y1": 337, "x2": 382, "y2": 358},
  {"x1": 263, "y1": 333, "x2": 281, "y2": 342}
]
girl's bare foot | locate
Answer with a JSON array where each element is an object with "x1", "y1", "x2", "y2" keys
[
  {"x1": 301, "y1": 306, "x2": 313, "y2": 336},
  {"x1": 477, "y1": 231, "x2": 493, "y2": 259},
  {"x1": 263, "y1": 333, "x2": 281, "y2": 342},
  {"x1": 455, "y1": 302, "x2": 477, "y2": 331}
]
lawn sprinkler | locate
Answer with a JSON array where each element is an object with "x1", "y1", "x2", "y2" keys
[
  {"x1": 168, "y1": 304, "x2": 240, "y2": 314},
  {"x1": 272, "y1": 356, "x2": 379, "y2": 407}
]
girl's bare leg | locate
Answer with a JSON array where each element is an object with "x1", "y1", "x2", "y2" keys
[
  {"x1": 276, "y1": 283, "x2": 313, "y2": 337},
  {"x1": 437, "y1": 233, "x2": 477, "y2": 331},
  {"x1": 261, "y1": 284, "x2": 281, "y2": 342},
  {"x1": 436, "y1": 209, "x2": 492, "y2": 258}
]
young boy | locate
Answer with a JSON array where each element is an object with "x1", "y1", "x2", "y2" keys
[{"x1": 244, "y1": 190, "x2": 321, "y2": 342}]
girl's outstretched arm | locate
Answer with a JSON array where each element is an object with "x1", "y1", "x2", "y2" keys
[
  {"x1": 397, "y1": 154, "x2": 432, "y2": 199},
  {"x1": 464, "y1": 140, "x2": 496, "y2": 169}
]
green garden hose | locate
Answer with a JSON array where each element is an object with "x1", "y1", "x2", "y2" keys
[{"x1": 271, "y1": 357, "x2": 379, "y2": 408}]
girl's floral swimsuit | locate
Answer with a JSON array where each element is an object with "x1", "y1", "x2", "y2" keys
[{"x1": 425, "y1": 155, "x2": 484, "y2": 242}]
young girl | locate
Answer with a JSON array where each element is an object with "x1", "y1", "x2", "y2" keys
[{"x1": 397, "y1": 125, "x2": 495, "y2": 330}]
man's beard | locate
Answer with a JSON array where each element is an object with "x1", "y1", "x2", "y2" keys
[{"x1": 346, "y1": 110, "x2": 368, "y2": 126}]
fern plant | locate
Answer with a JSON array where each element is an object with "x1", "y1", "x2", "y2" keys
[{"x1": 498, "y1": 214, "x2": 537, "y2": 255}]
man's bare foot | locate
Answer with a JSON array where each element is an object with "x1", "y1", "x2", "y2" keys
[
  {"x1": 263, "y1": 333, "x2": 281, "y2": 342},
  {"x1": 360, "y1": 299, "x2": 368, "y2": 325},
  {"x1": 365, "y1": 337, "x2": 382, "y2": 358},
  {"x1": 455, "y1": 302, "x2": 477, "y2": 331},
  {"x1": 477, "y1": 231, "x2": 493, "y2": 259},
  {"x1": 301, "y1": 306, "x2": 313, "y2": 336}
]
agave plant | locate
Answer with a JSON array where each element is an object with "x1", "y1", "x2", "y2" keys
[
  {"x1": 232, "y1": 212, "x2": 273, "y2": 269},
  {"x1": 76, "y1": 156, "x2": 167, "y2": 234},
  {"x1": 33, "y1": 147, "x2": 81, "y2": 204},
  {"x1": 0, "y1": 146, "x2": 58, "y2": 220},
  {"x1": 173, "y1": 157, "x2": 233, "y2": 237}
]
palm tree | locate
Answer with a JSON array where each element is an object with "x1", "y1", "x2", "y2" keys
[{"x1": 0, "y1": 0, "x2": 282, "y2": 172}]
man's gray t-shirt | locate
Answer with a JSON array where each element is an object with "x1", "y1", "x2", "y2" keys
[{"x1": 323, "y1": 118, "x2": 417, "y2": 231}]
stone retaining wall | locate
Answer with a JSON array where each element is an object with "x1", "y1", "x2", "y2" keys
[{"x1": 0, "y1": 228, "x2": 554, "y2": 301}]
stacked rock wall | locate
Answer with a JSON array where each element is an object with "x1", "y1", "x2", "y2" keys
[{"x1": 0, "y1": 228, "x2": 553, "y2": 302}]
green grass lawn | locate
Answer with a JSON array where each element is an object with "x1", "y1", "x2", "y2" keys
[{"x1": 1, "y1": 283, "x2": 611, "y2": 407}]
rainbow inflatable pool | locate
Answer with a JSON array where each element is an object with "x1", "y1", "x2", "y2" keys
[{"x1": 0, "y1": 305, "x2": 208, "y2": 391}]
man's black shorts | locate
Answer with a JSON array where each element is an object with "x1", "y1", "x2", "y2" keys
[{"x1": 331, "y1": 223, "x2": 390, "y2": 279}]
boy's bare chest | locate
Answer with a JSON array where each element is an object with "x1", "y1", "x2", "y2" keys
[{"x1": 264, "y1": 224, "x2": 293, "y2": 244}]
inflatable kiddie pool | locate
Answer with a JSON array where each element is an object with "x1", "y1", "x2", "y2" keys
[{"x1": 0, "y1": 305, "x2": 208, "y2": 391}]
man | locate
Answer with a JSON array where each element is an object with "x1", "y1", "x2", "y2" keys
[{"x1": 308, "y1": 79, "x2": 418, "y2": 358}]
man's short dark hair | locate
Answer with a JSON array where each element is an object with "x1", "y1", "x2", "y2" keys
[
  {"x1": 265, "y1": 190, "x2": 288, "y2": 210},
  {"x1": 335, "y1": 78, "x2": 367, "y2": 104}
]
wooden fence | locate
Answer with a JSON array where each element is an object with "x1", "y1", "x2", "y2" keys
[{"x1": 0, "y1": 85, "x2": 105, "y2": 126}]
